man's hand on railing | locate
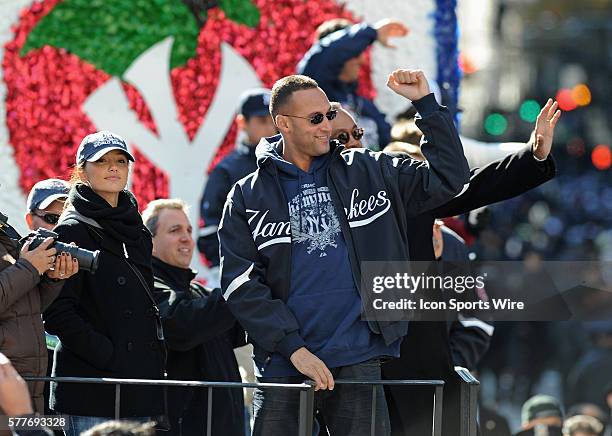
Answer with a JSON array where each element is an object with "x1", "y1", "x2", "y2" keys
[
  {"x1": 0, "y1": 352, "x2": 33, "y2": 416},
  {"x1": 290, "y1": 347, "x2": 335, "y2": 391}
]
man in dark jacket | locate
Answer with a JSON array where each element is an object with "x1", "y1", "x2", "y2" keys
[
  {"x1": 331, "y1": 98, "x2": 560, "y2": 434},
  {"x1": 384, "y1": 140, "x2": 558, "y2": 435},
  {"x1": 143, "y1": 199, "x2": 246, "y2": 436},
  {"x1": 198, "y1": 88, "x2": 277, "y2": 275},
  {"x1": 297, "y1": 18, "x2": 408, "y2": 148},
  {"x1": 218, "y1": 69, "x2": 470, "y2": 435}
]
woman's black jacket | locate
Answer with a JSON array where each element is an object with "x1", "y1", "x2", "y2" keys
[{"x1": 44, "y1": 216, "x2": 165, "y2": 418}]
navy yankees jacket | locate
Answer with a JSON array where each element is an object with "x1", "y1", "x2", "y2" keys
[{"x1": 218, "y1": 95, "x2": 470, "y2": 370}]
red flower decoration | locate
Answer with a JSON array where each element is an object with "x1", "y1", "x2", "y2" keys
[{"x1": 4, "y1": 0, "x2": 374, "y2": 210}]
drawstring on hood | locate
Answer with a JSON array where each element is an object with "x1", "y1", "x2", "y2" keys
[{"x1": 256, "y1": 134, "x2": 330, "y2": 233}]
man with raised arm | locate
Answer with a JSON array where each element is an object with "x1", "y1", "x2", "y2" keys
[{"x1": 218, "y1": 69, "x2": 469, "y2": 436}]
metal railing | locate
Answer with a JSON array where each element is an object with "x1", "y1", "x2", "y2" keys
[
  {"x1": 454, "y1": 367, "x2": 480, "y2": 436},
  {"x1": 25, "y1": 376, "x2": 457, "y2": 436},
  {"x1": 334, "y1": 379, "x2": 445, "y2": 436},
  {"x1": 27, "y1": 377, "x2": 314, "y2": 436}
]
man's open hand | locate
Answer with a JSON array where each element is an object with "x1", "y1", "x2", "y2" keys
[
  {"x1": 290, "y1": 347, "x2": 334, "y2": 391},
  {"x1": 374, "y1": 19, "x2": 409, "y2": 48},
  {"x1": 532, "y1": 98, "x2": 561, "y2": 160},
  {"x1": 387, "y1": 69, "x2": 431, "y2": 102}
]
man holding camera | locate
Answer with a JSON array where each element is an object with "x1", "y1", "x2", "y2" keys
[{"x1": 0, "y1": 179, "x2": 78, "y2": 414}]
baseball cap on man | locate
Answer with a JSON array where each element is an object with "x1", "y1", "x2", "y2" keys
[
  {"x1": 26, "y1": 178, "x2": 70, "y2": 212},
  {"x1": 76, "y1": 131, "x2": 135, "y2": 165},
  {"x1": 239, "y1": 88, "x2": 272, "y2": 118},
  {"x1": 521, "y1": 395, "x2": 563, "y2": 425}
]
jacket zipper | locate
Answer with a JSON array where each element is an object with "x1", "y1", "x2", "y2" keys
[{"x1": 327, "y1": 151, "x2": 380, "y2": 334}]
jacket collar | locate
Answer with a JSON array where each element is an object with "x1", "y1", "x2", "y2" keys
[
  {"x1": 255, "y1": 134, "x2": 343, "y2": 171},
  {"x1": 152, "y1": 256, "x2": 196, "y2": 290}
]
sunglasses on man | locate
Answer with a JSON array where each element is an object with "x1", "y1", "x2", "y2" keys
[
  {"x1": 32, "y1": 211, "x2": 60, "y2": 225},
  {"x1": 334, "y1": 127, "x2": 365, "y2": 145},
  {"x1": 280, "y1": 109, "x2": 337, "y2": 125}
]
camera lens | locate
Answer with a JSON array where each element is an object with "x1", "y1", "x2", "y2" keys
[{"x1": 55, "y1": 241, "x2": 100, "y2": 274}]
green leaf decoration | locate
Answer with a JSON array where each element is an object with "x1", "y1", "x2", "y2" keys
[
  {"x1": 218, "y1": 0, "x2": 260, "y2": 27},
  {"x1": 21, "y1": 0, "x2": 200, "y2": 77}
]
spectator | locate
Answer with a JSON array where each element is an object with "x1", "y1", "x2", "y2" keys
[
  {"x1": 562, "y1": 415, "x2": 604, "y2": 436},
  {"x1": 515, "y1": 394, "x2": 564, "y2": 435},
  {"x1": 327, "y1": 98, "x2": 560, "y2": 435},
  {"x1": 143, "y1": 199, "x2": 246, "y2": 436},
  {"x1": 567, "y1": 403, "x2": 608, "y2": 428},
  {"x1": 43, "y1": 131, "x2": 165, "y2": 436},
  {"x1": 23, "y1": 178, "x2": 70, "y2": 418},
  {"x1": 24, "y1": 179, "x2": 69, "y2": 232},
  {"x1": 328, "y1": 102, "x2": 364, "y2": 149},
  {"x1": 198, "y1": 88, "x2": 277, "y2": 276},
  {"x1": 1, "y1": 195, "x2": 77, "y2": 414},
  {"x1": 297, "y1": 18, "x2": 408, "y2": 148},
  {"x1": 219, "y1": 69, "x2": 469, "y2": 435}
]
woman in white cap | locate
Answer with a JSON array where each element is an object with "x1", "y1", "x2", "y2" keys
[{"x1": 44, "y1": 131, "x2": 166, "y2": 435}]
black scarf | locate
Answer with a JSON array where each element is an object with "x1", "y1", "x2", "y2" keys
[{"x1": 69, "y1": 184, "x2": 144, "y2": 245}]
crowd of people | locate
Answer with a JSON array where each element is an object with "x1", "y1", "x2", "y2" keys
[{"x1": 0, "y1": 15, "x2": 608, "y2": 436}]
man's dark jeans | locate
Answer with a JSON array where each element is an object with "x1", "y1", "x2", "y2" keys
[{"x1": 252, "y1": 359, "x2": 390, "y2": 436}]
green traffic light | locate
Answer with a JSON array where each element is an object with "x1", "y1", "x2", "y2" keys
[
  {"x1": 484, "y1": 113, "x2": 508, "y2": 136},
  {"x1": 519, "y1": 100, "x2": 541, "y2": 123}
]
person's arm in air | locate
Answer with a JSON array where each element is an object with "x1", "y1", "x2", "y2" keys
[
  {"x1": 432, "y1": 99, "x2": 560, "y2": 218},
  {"x1": 380, "y1": 69, "x2": 470, "y2": 215},
  {"x1": 298, "y1": 20, "x2": 408, "y2": 91}
]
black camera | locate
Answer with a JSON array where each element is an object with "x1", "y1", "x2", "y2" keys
[{"x1": 22, "y1": 228, "x2": 100, "y2": 274}]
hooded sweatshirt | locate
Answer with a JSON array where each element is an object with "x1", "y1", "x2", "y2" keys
[{"x1": 263, "y1": 143, "x2": 398, "y2": 377}]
